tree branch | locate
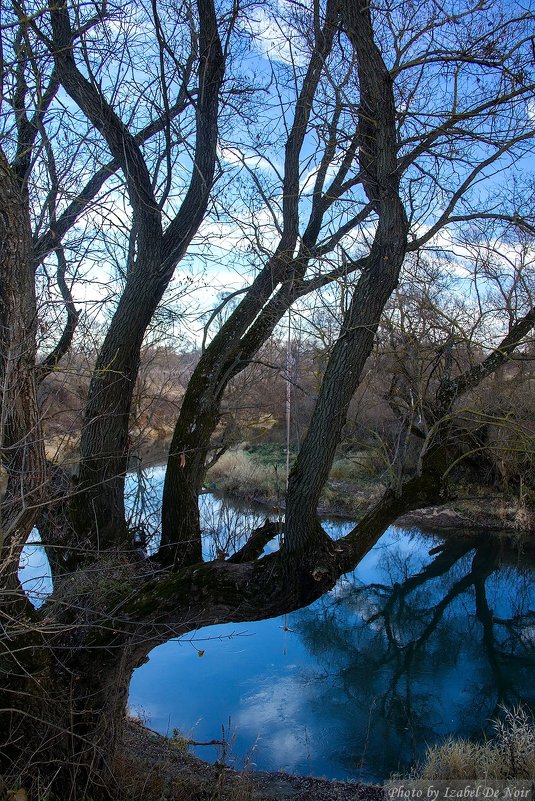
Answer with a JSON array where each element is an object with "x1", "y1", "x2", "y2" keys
[
  {"x1": 37, "y1": 247, "x2": 80, "y2": 381},
  {"x1": 435, "y1": 306, "x2": 535, "y2": 415},
  {"x1": 228, "y1": 519, "x2": 280, "y2": 563},
  {"x1": 33, "y1": 93, "x2": 193, "y2": 266}
]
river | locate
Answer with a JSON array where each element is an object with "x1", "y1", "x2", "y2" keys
[
  {"x1": 17, "y1": 466, "x2": 535, "y2": 781},
  {"x1": 123, "y1": 466, "x2": 535, "y2": 783}
]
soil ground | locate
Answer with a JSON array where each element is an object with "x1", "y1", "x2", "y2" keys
[{"x1": 119, "y1": 720, "x2": 385, "y2": 801}]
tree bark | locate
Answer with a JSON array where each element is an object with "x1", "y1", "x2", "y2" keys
[
  {"x1": 50, "y1": 0, "x2": 225, "y2": 546},
  {"x1": 0, "y1": 624, "x2": 139, "y2": 801},
  {"x1": 0, "y1": 152, "x2": 45, "y2": 565},
  {"x1": 285, "y1": 0, "x2": 408, "y2": 552}
]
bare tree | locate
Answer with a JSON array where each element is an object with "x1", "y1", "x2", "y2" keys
[{"x1": 0, "y1": 0, "x2": 534, "y2": 797}]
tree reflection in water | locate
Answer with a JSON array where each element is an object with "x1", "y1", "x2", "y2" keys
[{"x1": 293, "y1": 532, "x2": 535, "y2": 777}]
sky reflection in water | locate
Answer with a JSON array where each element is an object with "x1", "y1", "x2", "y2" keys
[
  {"x1": 128, "y1": 468, "x2": 535, "y2": 782},
  {"x1": 18, "y1": 466, "x2": 535, "y2": 780}
]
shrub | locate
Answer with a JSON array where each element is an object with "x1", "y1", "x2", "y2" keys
[{"x1": 416, "y1": 706, "x2": 535, "y2": 780}]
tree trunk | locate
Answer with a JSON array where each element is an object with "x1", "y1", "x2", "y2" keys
[
  {"x1": 53, "y1": 0, "x2": 225, "y2": 549},
  {"x1": 0, "y1": 152, "x2": 45, "y2": 570},
  {"x1": 0, "y1": 623, "x2": 142, "y2": 801},
  {"x1": 285, "y1": 0, "x2": 408, "y2": 552},
  {"x1": 70, "y1": 264, "x2": 163, "y2": 547}
]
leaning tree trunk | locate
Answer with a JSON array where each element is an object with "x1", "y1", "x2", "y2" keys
[
  {"x1": 285, "y1": 0, "x2": 408, "y2": 553},
  {"x1": 49, "y1": 0, "x2": 225, "y2": 548}
]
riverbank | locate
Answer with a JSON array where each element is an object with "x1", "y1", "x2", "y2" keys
[
  {"x1": 119, "y1": 689, "x2": 535, "y2": 799},
  {"x1": 397, "y1": 497, "x2": 535, "y2": 536},
  {"x1": 202, "y1": 447, "x2": 535, "y2": 536},
  {"x1": 133, "y1": 442, "x2": 535, "y2": 537},
  {"x1": 47, "y1": 436, "x2": 535, "y2": 538},
  {"x1": 118, "y1": 719, "x2": 384, "y2": 801}
]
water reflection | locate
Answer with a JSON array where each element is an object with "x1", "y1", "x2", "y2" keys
[
  {"x1": 294, "y1": 533, "x2": 534, "y2": 778},
  {"x1": 130, "y1": 524, "x2": 535, "y2": 782},
  {"x1": 125, "y1": 464, "x2": 270, "y2": 558},
  {"x1": 18, "y1": 529, "x2": 52, "y2": 606},
  {"x1": 22, "y1": 465, "x2": 534, "y2": 777}
]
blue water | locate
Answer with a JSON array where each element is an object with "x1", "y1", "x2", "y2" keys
[
  {"x1": 18, "y1": 529, "x2": 52, "y2": 605},
  {"x1": 18, "y1": 466, "x2": 535, "y2": 781},
  {"x1": 126, "y1": 468, "x2": 535, "y2": 782}
]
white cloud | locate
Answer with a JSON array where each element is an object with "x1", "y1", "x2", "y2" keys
[
  {"x1": 246, "y1": 2, "x2": 310, "y2": 68},
  {"x1": 219, "y1": 146, "x2": 279, "y2": 178}
]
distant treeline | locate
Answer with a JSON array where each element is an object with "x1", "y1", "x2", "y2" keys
[{"x1": 40, "y1": 333, "x2": 535, "y2": 498}]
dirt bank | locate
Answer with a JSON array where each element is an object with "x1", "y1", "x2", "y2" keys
[
  {"x1": 118, "y1": 720, "x2": 384, "y2": 801},
  {"x1": 396, "y1": 497, "x2": 534, "y2": 537}
]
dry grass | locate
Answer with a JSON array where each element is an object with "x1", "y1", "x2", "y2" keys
[
  {"x1": 206, "y1": 448, "x2": 378, "y2": 514},
  {"x1": 329, "y1": 457, "x2": 358, "y2": 481},
  {"x1": 206, "y1": 449, "x2": 286, "y2": 501},
  {"x1": 416, "y1": 706, "x2": 535, "y2": 780},
  {"x1": 329, "y1": 452, "x2": 382, "y2": 482},
  {"x1": 43, "y1": 433, "x2": 80, "y2": 468}
]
